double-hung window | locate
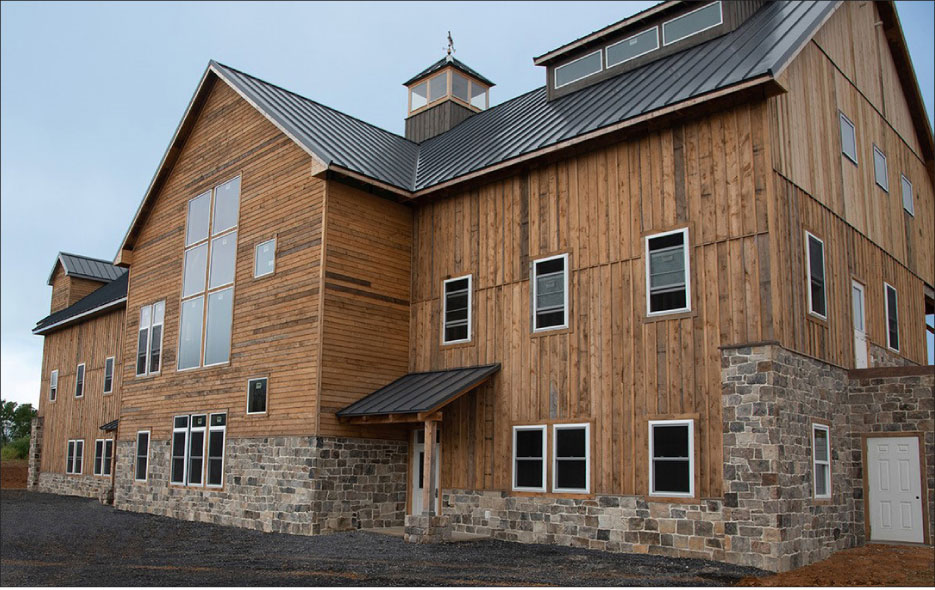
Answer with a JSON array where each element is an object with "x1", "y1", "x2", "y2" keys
[
  {"x1": 135, "y1": 431, "x2": 150, "y2": 482},
  {"x1": 442, "y1": 275, "x2": 472, "y2": 344},
  {"x1": 873, "y1": 145, "x2": 888, "y2": 192},
  {"x1": 512, "y1": 425, "x2": 546, "y2": 491},
  {"x1": 74, "y1": 363, "x2": 85, "y2": 398},
  {"x1": 532, "y1": 254, "x2": 569, "y2": 331},
  {"x1": 49, "y1": 369, "x2": 58, "y2": 402},
  {"x1": 646, "y1": 228, "x2": 690, "y2": 315},
  {"x1": 901, "y1": 175, "x2": 914, "y2": 215},
  {"x1": 103, "y1": 357, "x2": 114, "y2": 393},
  {"x1": 93, "y1": 439, "x2": 113, "y2": 476},
  {"x1": 649, "y1": 420, "x2": 694, "y2": 497},
  {"x1": 553, "y1": 423, "x2": 590, "y2": 493},
  {"x1": 806, "y1": 232, "x2": 826, "y2": 319},
  {"x1": 840, "y1": 112, "x2": 857, "y2": 164},
  {"x1": 179, "y1": 177, "x2": 240, "y2": 370},
  {"x1": 884, "y1": 282, "x2": 899, "y2": 351},
  {"x1": 65, "y1": 439, "x2": 84, "y2": 475},
  {"x1": 812, "y1": 424, "x2": 831, "y2": 499},
  {"x1": 136, "y1": 301, "x2": 165, "y2": 376}
]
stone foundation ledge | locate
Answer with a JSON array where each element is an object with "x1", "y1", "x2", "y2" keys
[
  {"x1": 37, "y1": 472, "x2": 113, "y2": 500},
  {"x1": 405, "y1": 514, "x2": 452, "y2": 543}
]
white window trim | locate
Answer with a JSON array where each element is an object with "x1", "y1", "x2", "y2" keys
[
  {"x1": 805, "y1": 231, "x2": 827, "y2": 320},
  {"x1": 93, "y1": 439, "x2": 113, "y2": 477},
  {"x1": 872, "y1": 145, "x2": 889, "y2": 192},
  {"x1": 137, "y1": 302, "x2": 165, "y2": 377},
  {"x1": 840, "y1": 112, "x2": 858, "y2": 164},
  {"x1": 188, "y1": 415, "x2": 207, "y2": 488},
  {"x1": 645, "y1": 227, "x2": 691, "y2": 317},
  {"x1": 552, "y1": 423, "x2": 591, "y2": 494},
  {"x1": 104, "y1": 439, "x2": 113, "y2": 477},
  {"x1": 246, "y1": 377, "x2": 268, "y2": 415},
  {"x1": 135, "y1": 430, "x2": 150, "y2": 482},
  {"x1": 103, "y1": 356, "x2": 115, "y2": 394},
  {"x1": 512, "y1": 425, "x2": 547, "y2": 492},
  {"x1": 206, "y1": 413, "x2": 227, "y2": 488},
  {"x1": 74, "y1": 363, "x2": 85, "y2": 398},
  {"x1": 554, "y1": 49, "x2": 603, "y2": 89},
  {"x1": 812, "y1": 423, "x2": 831, "y2": 499},
  {"x1": 901, "y1": 174, "x2": 914, "y2": 216},
  {"x1": 884, "y1": 282, "x2": 900, "y2": 352},
  {"x1": 49, "y1": 369, "x2": 58, "y2": 402},
  {"x1": 171, "y1": 416, "x2": 190, "y2": 486},
  {"x1": 66, "y1": 439, "x2": 84, "y2": 475},
  {"x1": 662, "y1": 1, "x2": 723, "y2": 46},
  {"x1": 254, "y1": 238, "x2": 276, "y2": 278},
  {"x1": 532, "y1": 253, "x2": 570, "y2": 332},
  {"x1": 442, "y1": 274, "x2": 473, "y2": 344},
  {"x1": 606, "y1": 27, "x2": 659, "y2": 68},
  {"x1": 648, "y1": 419, "x2": 695, "y2": 498}
]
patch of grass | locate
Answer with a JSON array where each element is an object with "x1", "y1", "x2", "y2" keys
[{"x1": 1, "y1": 436, "x2": 30, "y2": 460}]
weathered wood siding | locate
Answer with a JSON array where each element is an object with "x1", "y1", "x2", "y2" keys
[
  {"x1": 118, "y1": 80, "x2": 324, "y2": 443},
  {"x1": 411, "y1": 101, "x2": 776, "y2": 499},
  {"x1": 37, "y1": 308, "x2": 124, "y2": 473},
  {"x1": 49, "y1": 266, "x2": 107, "y2": 314}
]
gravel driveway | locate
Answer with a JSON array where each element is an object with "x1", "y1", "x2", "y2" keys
[{"x1": 1, "y1": 490, "x2": 763, "y2": 586}]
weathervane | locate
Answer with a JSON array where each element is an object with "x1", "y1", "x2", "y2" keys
[{"x1": 445, "y1": 31, "x2": 455, "y2": 62}]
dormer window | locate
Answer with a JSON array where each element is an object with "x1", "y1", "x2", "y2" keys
[{"x1": 662, "y1": 1, "x2": 722, "y2": 46}]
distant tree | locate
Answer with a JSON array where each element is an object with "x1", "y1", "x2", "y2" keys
[{"x1": 1, "y1": 399, "x2": 37, "y2": 446}]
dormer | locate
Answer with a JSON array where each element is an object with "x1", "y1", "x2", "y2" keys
[
  {"x1": 404, "y1": 55, "x2": 494, "y2": 142},
  {"x1": 46, "y1": 252, "x2": 126, "y2": 314},
  {"x1": 535, "y1": 0, "x2": 767, "y2": 100}
]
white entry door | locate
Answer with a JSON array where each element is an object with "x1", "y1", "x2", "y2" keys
[
  {"x1": 410, "y1": 429, "x2": 440, "y2": 515},
  {"x1": 867, "y1": 437, "x2": 924, "y2": 543},
  {"x1": 852, "y1": 281, "x2": 868, "y2": 369}
]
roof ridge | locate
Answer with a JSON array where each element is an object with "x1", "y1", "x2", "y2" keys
[{"x1": 212, "y1": 61, "x2": 417, "y2": 146}]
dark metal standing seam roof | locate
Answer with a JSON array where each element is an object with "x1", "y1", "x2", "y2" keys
[
  {"x1": 34, "y1": 272, "x2": 129, "y2": 334},
  {"x1": 208, "y1": 1, "x2": 835, "y2": 194},
  {"x1": 337, "y1": 364, "x2": 501, "y2": 417},
  {"x1": 48, "y1": 252, "x2": 127, "y2": 285}
]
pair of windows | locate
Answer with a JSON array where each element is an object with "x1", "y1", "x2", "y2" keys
[
  {"x1": 179, "y1": 176, "x2": 240, "y2": 371},
  {"x1": 93, "y1": 439, "x2": 114, "y2": 477},
  {"x1": 839, "y1": 113, "x2": 915, "y2": 215},
  {"x1": 512, "y1": 423, "x2": 590, "y2": 493},
  {"x1": 812, "y1": 424, "x2": 831, "y2": 499},
  {"x1": 65, "y1": 439, "x2": 84, "y2": 475},
  {"x1": 169, "y1": 413, "x2": 227, "y2": 487},
  {"x1": 137, "y1": 301, "x2": 165, "y2": 376}
]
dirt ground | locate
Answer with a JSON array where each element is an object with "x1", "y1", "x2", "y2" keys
[
  {"x1": 1, "y1": 490, "x2": 763, "y2": 586},
  {"x1": 0, "y1": 460, "x2": 28, "y2": 489},
  {"x1": 738, "y1": 543, "x2": 935, "y2": 587}
]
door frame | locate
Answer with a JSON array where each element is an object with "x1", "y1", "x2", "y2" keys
[
  {"x1": 406, "y1": 428, "x2": 442, "y2": 516},
  {"x1": 861, "y1": 431, "x2": 930, "y2": 544}
]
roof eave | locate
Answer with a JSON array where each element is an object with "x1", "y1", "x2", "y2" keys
[{"x1": 32, "y1": 297, "x2": 127, "y2": 336}]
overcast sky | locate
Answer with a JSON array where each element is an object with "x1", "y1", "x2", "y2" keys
[{"x1": 2, "y1": 1, "x2": 933, "y2": 407}]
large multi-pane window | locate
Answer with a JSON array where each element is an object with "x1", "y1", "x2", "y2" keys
[
  {"x1": 646, "y1": 228, "x2": 691, "y2": 315},
  {"x1": 171, "y1": 413, "x2": 226, "y2": 487},
  {"x1": 812, "y1": 424, "x2": 831, "y2": 499},
  {"x1": 885, "y1": 282, "x2": 899, "y2": 351},
  {"x1": 532, "y1": 254, "x2": 569, "y2": 331},
  {"x1": 65, "y1": 439, "x2": 84, "y2": 475},
  {"x1": 179, "y1": 177, "x2": 240, "y2": 370},
  {"x1": 512, "y1": 425, "x2": 546, "y2": 492},
  {"x1": 806, "y1": 232, "x2": 826, "y2": 319},
  {"x1": 49, "y1": 369, "x2": 58, "y2": 402},
  {"x1": 442, "y1": 275, "x2": 472, "y2": 344},
  {"x1": 94, "y1": 439, "x2": 113, "y2": 477},
  {"x1": 649, "y1": 420, "x2": 694, "y2": 497},
  {"x1": 136, "y1": 301, "x2": 165, "y2": 376}
]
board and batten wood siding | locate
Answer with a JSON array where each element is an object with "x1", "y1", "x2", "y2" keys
[
  {"x1": 316, "y1": 181, "x2": 412, "y2": 440},
  {"x1": 118, "y1": 80, "x2": 324, "y2": 443},
  {"x1": 410, "y1": 100, "x2": 776, "y2": 499},
  {"x1": 36, "y1": 308, "x2": 124, "y2": 474},
  {"x1": 49, "y1": 266, "x2": 107, "y2": 314}
]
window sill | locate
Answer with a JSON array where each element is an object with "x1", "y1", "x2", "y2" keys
[
  {"x1": 806, "y1": 312, "x2": 828, "y2": 327},
  {"x1": 245, "y1": 411, "x2": 268, "y2": 418},
  {"x1": 643, "y1": 309, "x2": 695, "y2": 324},
  {"x1": 440, "y1": 339, "x2": 474, "y2": 350},
  {"x1": 647, "y1": 494, "x2": 699, "y2": 503},
  {"x1": 531, "y1": 326, "x2": 572, "y2": 338},
  {"x1": 511, "y1": 490, "x2": 591, "y2": 500}
]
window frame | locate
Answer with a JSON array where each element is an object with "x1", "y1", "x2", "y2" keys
[
  {"x1": 805, "y1": 231, "x2": 827, "y2": 320},
  {"x1": 74, "y1": 363, "x2": 85, "y2": 398},
  {"x1": 884, "y1": 282, "x2": 900, "y2": 352},
  {"x1": 254, "y1": 238, "x2": 276, "y2": 278},
  {"x1": 839, "y1": 112, "x2": 858, "y2": 164},
  {"x1": 136, "y1": 301, "x2": 165, "y2": 377},
  {"x1": 134, "y1": 430, "x2": 150, "y2": 482},
  {"x1": 442, "y1": 274, "x2": 473, "y2": 345},
  {"x1": 103, "y1": 356, "x2": 115, "y2": 394},
  {"x1": 811, "y1": 423, "x2": 831, "y2": 499},
  {"x1": 554, "y1": 49, "x2": 603, "y2": 89},
  {"x1": 49, "y1": 369, "x2": 58, "y2": 402},
  {"x1": 648, "y1": 419, "x2": 695, "y2": 498},
  {"x1": 65, "y1": 439, "x2": 84, "y2": 475},
  {"x1": 188, "y1": 415, "x2": 207, "y2": 488},
  {"x1": 605, "y1": 27, "x2": 659, "y2": 68},
  {"x1": 93, "y1": 439, "x2": 113, "y2": 477},
  {"x1": 512, "y1": 425, "x2": 547, "y2": 492},
  {"x1": 662, "y1": 1, "x2": 723, "y2": 46},
  {"x1": 551, "y1": 422, "x2": 591, "y2": 494},
  {"x1": 531, "y1": 253, "x2": 570, "y2": 333},
  {"x1": 645, "y1": 227, "x2": 692, "y2": 317},
  {"x1": 872, "y1": 145, "x2": 888, "y2": 192},
  {"x1": 246, "y1": 377, "x2": 269, "y2": 415},
  {"x1": 170, "y1": 415, "x2": 190, "y2": 485},
  {"x1": 901, "y1": 174, "x2": 914, "y2": 216},
  {"x1": 206, "y1": 413, "x2": 227, "y2": 488}
]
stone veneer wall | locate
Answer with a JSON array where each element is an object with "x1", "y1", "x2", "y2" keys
[
  {"x1": 27, "y1": 417, "x2": 43, "y2": 490},
  {"x1": 37, "y1": 471, "x2": 113, "y2": 499},
  {"x1": 869, "y1": 343, "x2": 917, "y2": 368},
  {"x1": 113, "y1": 435, "x2": 407, "y2": 535}
]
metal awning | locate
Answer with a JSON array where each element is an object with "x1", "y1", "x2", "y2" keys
[
  {"x1": 337, "y1": 364, "x2": 500, "y2": 424},
  {"x1": 99, "y1": 419, "x2": 119, "y2": 432}
]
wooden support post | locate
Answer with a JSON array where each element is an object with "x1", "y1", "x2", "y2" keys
[{"x1": 422, "y1": 419, "x2": 436, "y2": 516}]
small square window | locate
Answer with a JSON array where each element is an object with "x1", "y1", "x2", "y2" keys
[
  {"x1": 901, "y1": 175, "x2": 914, "y2": 215},
  {"x1": 254, "y1": 238, "x2": 276, "y2": 278},
  {"x1": 512, "y1": 426, "x2": 546, "y2": 491},
  {"x1": 840, "y1": 113, "x2": 857, "y2": 164},
  {"x1": 649, "y1": 420, "x2": 694, "y2": 497},
  {"x1": 812, "y1": 424, "x2": 831, "y2": 499},
  {"x1": 247, "y1": 377, "x2": 268, "y2": 414},
  {"x1": 553, "y1": 423, "x2": 590, "y2": 493},
  {"x1": 873, "y1": 146, "x2": 888, "y2": 192}
]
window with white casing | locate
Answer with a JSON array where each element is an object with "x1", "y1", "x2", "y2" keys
[
  {"x1": 901, "y1": 175, "x2": 914, "y2": 215},
  {"x1": 207, "y1": 413, "x2": 227, "y2": 487},
  {"x1": 606, "y1": 27, "x2": 659, "y2": 68},
  {"x1": 873, "y1": 145, "x2": 888, "y2": 192},
  {"x1": 247, "y1": 377, "x2": 268, "y2": 414},
  {"x1": 512, "y1": 425, "x2": 546, "y2": 492},
  {"x1": 170, "y1": 415, "x2": 189, "y2": 485},
  {"x1": 646, "y1": 228, "x2": 691, "y2": 315},
  {"x1": 662, "y1": 1, "x2": 722, "y2": 45},
  {"x1": 812, "y1": 424, "x2": 831, "y2": 499},
  {"x1": 103, "y1": 357, "x2": 114, "y2": 394},
  {"x1": 532, "y1": 254, "x2": 569, "y2": 331},
  {"x1": 885, "y1": 282, "x2": 899, "y2": 352},
  {"x1": 94, "y1": 439, "x2": 113, "y2": 477},
  {"x1": 554, "y1": 50, "x2": 602, "y2": 89},
  {"x1": 49, "y1": 369, "x2": 58, "y2": 402},
  {"x1": 806, "y1": 232, "x2": 826, "y2": 319},
  {"x1": 553, "y1": 423, "x2": 590, "y2": 493},
  {"x1": 65, "y1": 439, "x2": 84, "y2": 475},
  {"x1": 649, "y1": 420, "x2": 694, "y2": 497},
  {"x1": 179, "y1": 177, "x2": 240, "y2": 370},
  {"x1": 443, "y1": 275, "x2": 472, "y2": 344},
  {"x1": 135, "y1": 431, "x2": 149, "y2": 482},
  {"x1": 74, "y1": 363, "x2": 85, "y2": 398},
  {"x1": 136, "y1": 301, "x2": 165, "y2": 376},
  {"x1": 840, "y1": 112, "x2": 857, "y2": 164},
  {"x1": 254, "y1": 238, "x2": 275, "y2": 278},
  {"x1": 169, "y1": 414, "x2": 207, "y2": 486}
]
